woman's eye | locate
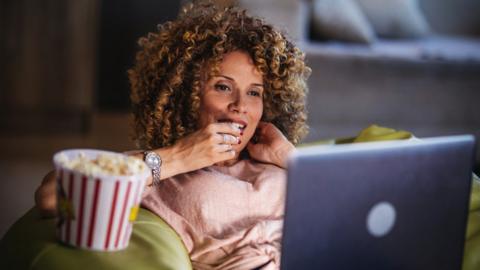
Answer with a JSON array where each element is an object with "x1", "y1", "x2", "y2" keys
[
  {"x1": 248, "y1": 90, "x2": 262, "y2": 97},
  {"x1": 214, "y1": 84, "x2": 231, "y2": 92}
]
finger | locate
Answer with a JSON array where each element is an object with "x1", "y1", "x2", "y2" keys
[
  {"x1": 216, "y1": 143, "x2": 233, "y2": 152},
  {"x1": 209, "y1": 122, "x2": 243, "y2": 136},
  {"x1": 256, "y1": 121, "x2": 269, "y2": 132},
  {"x1": 257, "y1": 121, "x2": 268, "y2": 128},
  {"x1": 252, "y1": 123, "x2": 267, "y2": 139},
  {"x1": 257, "y1": 122, "x2": 275, "y2": 136},
  {"x1": 255, "y1": 122, "x2": 282, "y2": 141},
  {"x1": 247, "y1": 141, "x2": 255, "y2": 151},
  {"x1": 217, "y1": 133, "x2": 240, "y2": 144},
  {"x1": 251, "y1": 132, "x2": 259, "y2": 144}
]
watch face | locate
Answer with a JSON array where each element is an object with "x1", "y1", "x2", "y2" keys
[{"x1": 145, "y1": 152, "x2": 161, "y2": 169}]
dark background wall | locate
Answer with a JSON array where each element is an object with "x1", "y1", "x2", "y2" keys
[
  {"x1": 97, "y1": 0, "x2": 180, "y2": 111},
  {"x1": 0, "y1": 0, "x2": 98, "y2": 133},
  {"x1": 0, "y1": 0, "x2": 181, "y2": 134}
]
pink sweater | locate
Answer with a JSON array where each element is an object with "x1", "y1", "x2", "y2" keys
[{"x1": 141, "y1": 159, "x2": 287, "y2": 270}]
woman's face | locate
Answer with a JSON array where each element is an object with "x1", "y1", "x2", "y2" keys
[{"x1": 199, "y1": 50, "x2": 264, "y2": 154}]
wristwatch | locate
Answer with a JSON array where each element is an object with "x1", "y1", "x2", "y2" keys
[{"x1": 144, "y1": 151, "x2": 162, "y2": 186}]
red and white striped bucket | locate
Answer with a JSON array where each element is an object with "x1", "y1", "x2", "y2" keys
[{"x1": 53, "y1": 149, "x2": 149, "y2": 251}]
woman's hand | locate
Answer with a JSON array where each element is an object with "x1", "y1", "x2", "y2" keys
[
  {"x1": 140, "y1": 122, "x2": 242, "y2": 182},
  {"x1": 174, "y1": 122, "x2": 242, "y2": 168},
  {"x1": 246, "y1": 122, "x2": 296, "y2": 169},
  {"x1": 35, "y1": 170, "x2": 58, "y2": 218}
]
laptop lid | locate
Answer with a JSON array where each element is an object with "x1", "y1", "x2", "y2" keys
[{"x1": 281, "y1": 135, "x2": 475, "y2": 270}]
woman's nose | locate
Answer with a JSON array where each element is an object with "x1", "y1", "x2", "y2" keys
[{"x1": 228, "y1": 92, "x2": 247, "y2": 113}]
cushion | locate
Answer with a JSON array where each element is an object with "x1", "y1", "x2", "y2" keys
[
  {"x1": 353, "y1": 124, "x2": 412, "y2": 142},
  {"x1": 0, "y1": 207, "x2": 192, "y2": 270},
  {"x1": 355, "y1": 0, "x2": 430, "y2": 38},
  {"x1": 311, "y1": 0, "x2": 376, "y2": 44}
]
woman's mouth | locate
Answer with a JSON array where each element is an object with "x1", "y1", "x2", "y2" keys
[{"x1": 217, "y1": 119, "x2": 247, "y2": 132}]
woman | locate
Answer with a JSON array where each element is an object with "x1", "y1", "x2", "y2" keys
[{"x1": 36, "y1": 2, "x2": 311, "y2": 269}]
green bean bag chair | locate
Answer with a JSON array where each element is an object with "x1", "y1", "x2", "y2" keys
[
  {"x1": 1, "y1": 125, "x2": 478, "y2": 270},
  {"x1": 0, "y1": 207, "x2": 192, "y2": 270}
]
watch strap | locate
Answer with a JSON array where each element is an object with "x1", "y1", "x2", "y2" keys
[{"x1": 151, "y1": 167, "x2": 161, "y2": 186}]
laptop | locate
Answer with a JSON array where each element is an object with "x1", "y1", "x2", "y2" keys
[{"x1": 281, "y1": 135, "x2": 475, "y2": 270}]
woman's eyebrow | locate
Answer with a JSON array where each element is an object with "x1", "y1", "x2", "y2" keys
[
  {"x1": 251, "y1": 83, "x2": 264, "y2": 88},
  {"x1": 216, "y1": 75, "x2": 264, "y2": 88},
  {"x1": 217, "y1": 75, "x2": 234, "y2": 81}
]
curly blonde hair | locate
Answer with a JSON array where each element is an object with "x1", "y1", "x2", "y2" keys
[{"x1": 128, "y1": 1, "x2": 311, "y2": 149}]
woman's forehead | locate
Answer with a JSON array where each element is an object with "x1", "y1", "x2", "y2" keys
[{"x1": 216, "y1": 51, "x2": 263, "y2": 81}]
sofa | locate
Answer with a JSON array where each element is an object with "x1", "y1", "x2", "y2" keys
[
  {"x1": 239, "y1": 0, "x2": 480, "y2": 171},
  {"x1": 1, "y1": 126, "x2": 479, "y2": 270}
]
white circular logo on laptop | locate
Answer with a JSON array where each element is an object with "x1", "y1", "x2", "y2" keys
[{"x1": 366, "y1": 201, "x2": 396, "y2": 237}]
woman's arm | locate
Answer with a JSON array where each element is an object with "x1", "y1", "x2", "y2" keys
[
  {"x1": 133, "y1": 122, "x2": 242, "y2": 184},
  {"x1": 35, "y1": 122, "x2": 242, "y2": 217}
]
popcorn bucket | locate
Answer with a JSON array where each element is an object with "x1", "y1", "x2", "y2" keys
[{"x1": 53, "y1": 149, "x2": 150, "y2": 251}]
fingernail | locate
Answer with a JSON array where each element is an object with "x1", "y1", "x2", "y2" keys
[
  {"x1": 231, "y1": 123, "x2": 241, "y2": 131},
  {"x1": 239, "y1": 139, "x2": 242, "y2": 144},
  {"x1": 240, "y1": 131, "x2": 244, "y2": 135}
]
